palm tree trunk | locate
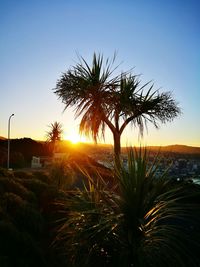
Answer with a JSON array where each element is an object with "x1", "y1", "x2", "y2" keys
[{"x1": 113, "y1": 131, "x2": 121, "y2": 170}]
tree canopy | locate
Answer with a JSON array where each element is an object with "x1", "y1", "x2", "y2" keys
[
  {"x1": 46, "y1": 121, "x2": 63, "y2": 143},
  {"x1": 54, "y1": 53, "x2": 181, "y2": 166}
]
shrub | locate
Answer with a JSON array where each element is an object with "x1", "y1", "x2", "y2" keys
[
  {"x1": 50, "y1": 158, "x2": 77, "y2": 189},
  {"x1": 20, "y1": 179, "x2": 48, "y2": 197},
  {"x1": 14, "y1": 171, "x2": 34, "y2": 179},
  {"x1": 0, "y1": 167, "x2": 14, "y2": 178},
  {"x1": 14, "y1": 202, "x2": 44, "y2": 237},
  {"x1": 0, "y1": 221, "x2": 46, "y2": 267},
  {"x1": 1, "y1": 192, "x2": 25, "y2": 216},
  {"x1": 0, "y1": 177, "x2": 36, "y2": 203},
  {"x1": 33, "y1": 171, "x2": 50, "y2": 184}
]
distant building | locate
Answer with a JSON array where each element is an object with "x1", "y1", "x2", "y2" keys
[{"x1": 31, "y1": 156, "x2": 42, "y2": 168}]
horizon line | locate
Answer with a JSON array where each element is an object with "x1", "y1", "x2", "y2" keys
[{"x1": 0, "y1": 136, "x2": 200, "y2": 148}]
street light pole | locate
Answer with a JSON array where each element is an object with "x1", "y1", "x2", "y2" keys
[{"x1": 7, "y1": 113, "x2": 14, "y2": 170}]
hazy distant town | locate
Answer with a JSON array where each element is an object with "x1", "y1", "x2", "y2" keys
[
  {"x1": 0, "y1": 138, "x2": 200, "y2": 184},
  {"x1": 90, "y1": 145, "x2": 200, "y2": 183}
]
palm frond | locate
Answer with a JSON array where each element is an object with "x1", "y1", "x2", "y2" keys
[
  {"x1": 119, "y1": 76, "x2": 181, "y2": 136},
  {"x1": 46, "y1": 121, "x2": 63, "y2": 143}
]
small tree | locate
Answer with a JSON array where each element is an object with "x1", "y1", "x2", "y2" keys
[
  {"x1": 46, "y1": 121, "x2": 63, "y2": 153},
  {"x1": 54, "y1": 53, "x2": 181, "y2": 167}
]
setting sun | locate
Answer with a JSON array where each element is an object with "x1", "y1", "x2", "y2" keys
[{"x1": 64, "y1": 131, "x2": 87, "y2": 144}]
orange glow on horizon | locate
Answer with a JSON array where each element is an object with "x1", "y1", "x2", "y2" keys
[{"x1": 63, "y1": 131, "x2": 88, "y2": 144}]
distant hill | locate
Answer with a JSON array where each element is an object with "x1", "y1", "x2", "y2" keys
[
  {"x1": 146, "y1": 145, "x2": 200, "y2": 154},
  {"x1": 68, "y1": 142, "x2": 200, "y2": 156},
  {"x1": 58, "y1": 142, "x2": 200, "y2": 155},
  {"x1": 1, "y1": 137, "x2": 199, "y2": 155}
]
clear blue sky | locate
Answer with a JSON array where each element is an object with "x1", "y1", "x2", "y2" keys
[{"x1": 1, "y1": 0, "x2": 200, "y2": 146}]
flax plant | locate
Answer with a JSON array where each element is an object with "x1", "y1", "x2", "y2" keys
[{"x1": 53, "y1": 148, "x2": 200, "y2": 267}]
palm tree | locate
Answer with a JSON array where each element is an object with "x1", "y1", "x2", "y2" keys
[
  {"x1": 54, "y1": 53, "x2": 181, "y2": 167},
  {"x1": 46, "y1": 121, "x2": 63, "y2": 153}
]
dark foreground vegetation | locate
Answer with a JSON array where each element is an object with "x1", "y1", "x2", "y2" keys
[{"x1": 0, "y1": 149, "x2": 200, "y2": 267}]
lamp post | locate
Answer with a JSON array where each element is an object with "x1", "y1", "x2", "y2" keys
[{"x1": 7, "y1": 113, "x2": 14, "y2": 170}]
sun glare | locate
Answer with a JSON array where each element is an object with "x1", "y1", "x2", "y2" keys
[{"x1": 64, "y1": 131, "x2": 87, "y2": 144}]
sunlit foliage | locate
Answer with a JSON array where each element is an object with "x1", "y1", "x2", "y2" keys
[
  {"x1": 53, "y1": 148, "x2": 200, "y2": 267},
  {"x1": 46, "y1": 121, "x2": 64, "y2": 154}
]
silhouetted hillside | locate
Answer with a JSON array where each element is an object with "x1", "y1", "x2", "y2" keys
[
  {"x1": 75, "y1": 142, "x2": 200, "y2": 156},
  {"x1": 146, "y1": 145, "x2": 200, "y2": 154},
  {"x1": 0, "y1": 138, "x2": 51, "y2": 167},
  {"x1": 1, "y1": 138, "x2": 199, "y2": 168}
]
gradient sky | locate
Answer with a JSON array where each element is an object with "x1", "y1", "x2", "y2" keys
[{"x1": 1, "y1": 0, "x2": 200, "y2": 146}]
